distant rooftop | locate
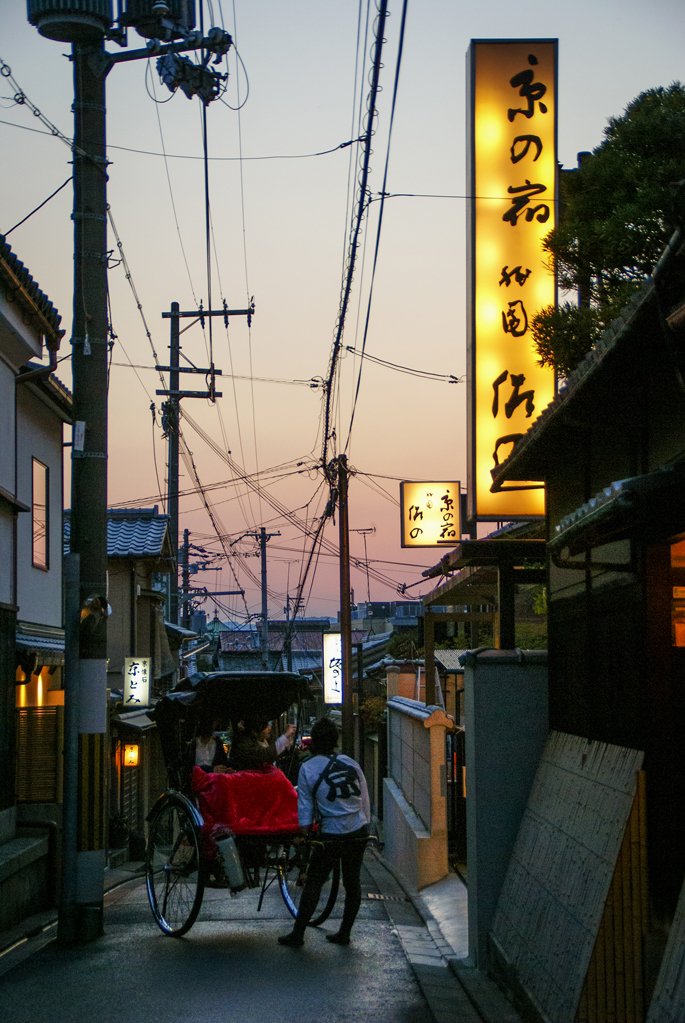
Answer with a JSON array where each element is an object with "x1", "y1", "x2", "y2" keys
[{"x1": 64, "y1": 506, "x2": 171, "y2": 558}]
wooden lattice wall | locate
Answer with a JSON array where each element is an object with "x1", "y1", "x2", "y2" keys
[{"x1": 576, "y1": 771, "x2": 648, "y2": 1023}]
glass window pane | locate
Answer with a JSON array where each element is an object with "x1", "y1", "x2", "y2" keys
[{"x1": 32, "y1": 459, "x2": 49, "y2": 570}]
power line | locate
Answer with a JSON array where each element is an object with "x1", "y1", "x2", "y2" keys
[
  {"x1": 4, "y1": 175, "x2": 72, "y2": 235},
  {"x1": 344, "y1": 346, "x2": 463, "y2": 384},
  {"x1": 345, "y1": 0, "x2": 409, "y2": 454},
  {"x1": 150, "y1": 66, "x2": 199, "y2": 303},
  {"x1": 321, "y1": 0, "x2": 390, "y2": 468},
  {"x1": 109, "y1": 361, "x2": 323, "y2": 387},
  {"x1": 0, "y1": 115, "x2": 367, "y2": 161}
]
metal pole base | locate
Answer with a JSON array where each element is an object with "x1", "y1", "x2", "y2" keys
[{"x1": 57, "y1": 902, "x2": 104, "y2": 943}]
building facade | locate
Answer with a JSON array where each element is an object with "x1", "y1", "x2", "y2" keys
[{"x1": 0, "y1": 233, "x2": 69, "y2": 931}]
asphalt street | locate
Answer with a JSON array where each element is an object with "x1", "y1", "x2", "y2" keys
[{"x1": 0, "y1": 854, "x2": 438, "y2": 1023}]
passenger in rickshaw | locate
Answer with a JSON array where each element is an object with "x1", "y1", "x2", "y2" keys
[
  {"x1": 278, "y1": 716, "x2": 370, "y2": 948},
  {"x1": 229, "y1": 716, "x2": 296, "y2": 772},
  {"x1": 189, "y1": 713, "x2": 232, "y2": 774},
  {"x1": 191, "y1": 715, "x2": 300, "y2": 837}
]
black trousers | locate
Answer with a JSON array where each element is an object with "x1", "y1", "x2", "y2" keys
[{"x1": 293, "y1": 825, "x2": 369, "y2": 936}]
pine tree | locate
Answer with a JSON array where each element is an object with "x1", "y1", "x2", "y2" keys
[{"x1": 533, "y1": 83, "x2": 685, "y2": 376}]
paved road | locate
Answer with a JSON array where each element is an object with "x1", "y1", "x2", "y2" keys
[{"x1": 0, "y1": 854, "x2": 437, "y2": 1023}]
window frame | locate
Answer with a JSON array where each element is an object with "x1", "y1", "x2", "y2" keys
[{"x1": 31, "y1": 457, "x2": 49, "y2": 571}]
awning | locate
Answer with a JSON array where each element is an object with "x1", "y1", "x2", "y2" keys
[
  {"x1": 165, "y1": 622, "x2": 198, "y2": 641},
  {"x1": 16, "y1": 621, "x2": 65, "y2": 669},
  {"x1": 549, "y1": 463, "x2": 685, "y2": 559},
  {"x1": 112, "y1": 709, "x2": 156, "y2": 731}
]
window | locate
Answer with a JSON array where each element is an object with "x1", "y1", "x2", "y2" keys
[{"x1": 32, "y1": 458, "x2": 49, "y2": 570}]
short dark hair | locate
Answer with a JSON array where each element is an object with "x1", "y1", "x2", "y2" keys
[
  {"x1": 309, "y1": 717, "x2": 339, "y2": 756},
  {"x1": 244, "y1": 716, "x2": 269, "y2": 736}
]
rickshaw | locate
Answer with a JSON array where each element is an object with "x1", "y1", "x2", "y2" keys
[{"x1": 145, "y1": 671, "x2": 340, "y2": 937}]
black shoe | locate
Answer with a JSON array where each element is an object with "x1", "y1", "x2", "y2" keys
[
  {"x1": 326, "y1": 932, "x2": 351, "y2": 945},
  {"x1": 278, "y1": 932, "x2": 305, "y2": 947}
]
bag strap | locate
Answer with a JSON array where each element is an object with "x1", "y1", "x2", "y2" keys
[{"x1": 310, "y1": 754, "x2": 340, "y2": 826}]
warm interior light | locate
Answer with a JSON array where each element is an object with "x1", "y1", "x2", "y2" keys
[{"x1": 123, "y1": 744, "x2": 140, "y2": 767}]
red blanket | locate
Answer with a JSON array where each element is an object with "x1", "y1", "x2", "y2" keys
[{"x1": 191, "y1": 765, "x2": 299, "y2": 835}]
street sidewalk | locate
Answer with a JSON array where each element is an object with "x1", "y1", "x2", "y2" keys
[
  {"x1": 367, "y1": 846, "x2": 523, "y2": 1023},
  {"x1": 0, "y1": 860, "x2": 146, "y2": 977}
]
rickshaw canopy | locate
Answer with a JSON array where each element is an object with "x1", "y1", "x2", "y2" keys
[{"x1": 150, "y1": 671, "x2": 313, "y2": 787}]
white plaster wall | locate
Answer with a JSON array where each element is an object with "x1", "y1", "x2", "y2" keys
[
  {"x1": 0, "y1": 507, "x2": 13, "y2": 605},
  {"x1": 0, "y1": 357, "x2": 16, "y2": 497},
  {"x1": 0, "y1": 293, "x2": 42, "y2": 369},
  {"x1": 15, "y1": 387, "x2": 63, "y2": 626}
]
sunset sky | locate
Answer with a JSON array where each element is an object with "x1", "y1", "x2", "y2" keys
[{"x1": 1, "y1": 0, "x2": 683, "y2": 621}]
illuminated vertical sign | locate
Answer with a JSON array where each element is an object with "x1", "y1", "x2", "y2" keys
[
  {"x1": 400, "y1": 481, "x2": 461, "y2": 547},
  {"x1": 123, "y1": 657, "x2": 151, "y2": 707},
  {"x1": 467, "y1": 39, "x2": 557, "y2": 520},
  {"x1": 323, "y1": 633, "x2": 343, "y2": 704}
]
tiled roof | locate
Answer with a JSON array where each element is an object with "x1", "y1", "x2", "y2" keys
[
  {"x1": 434, "y1": 649, "x2": 467, "y2": 672},
  {"x1": 64, "y1": 507, "x2": 170, "y2": 558},
  {"x1": 218, "y1": 630, "x2": 326, "y2": 654},
  {"x1": 0, "y1": 233, "x2": 62, "y2": 337}
]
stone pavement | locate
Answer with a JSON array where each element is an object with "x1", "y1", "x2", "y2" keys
[{"x1": 0, "y1": 851, "x2": 522, "y2": 1023}]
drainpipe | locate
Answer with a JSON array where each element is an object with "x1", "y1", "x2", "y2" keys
[{"x1": 15, "y1": 335, "x2": 63, "y2": 385}]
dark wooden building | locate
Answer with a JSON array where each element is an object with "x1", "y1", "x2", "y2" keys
[{"x1": 493, "y1": 230, "x2": 685, "y2": 929}]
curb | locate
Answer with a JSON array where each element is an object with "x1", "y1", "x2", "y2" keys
[{"x1": 367, "y1": 847, "x2": 523, "y2": 1023}]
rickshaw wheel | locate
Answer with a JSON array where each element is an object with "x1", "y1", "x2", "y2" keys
[
  {"x1": 146, "y1": 798, "x2": 205, "y2": 936},
  {"x1": 278, "y1": 844, "x2": 341, "y2": 925}
]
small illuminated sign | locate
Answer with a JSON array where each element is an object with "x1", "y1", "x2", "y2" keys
[
  {"x1": 400, "y1": 482, "x2": 461, "y2": 548},
  {"x1": 123, "y1": 657, "x2": 150, "y2": 707},
  {"x1": 467, "y1": 39, "x2": 557, "y2": 520},
  {"x1": 323, "y1": 633, "x2": 343, "y2": 704},
  {"x1": 123, "y1": 744, "x2": 140, "y2": 767}
]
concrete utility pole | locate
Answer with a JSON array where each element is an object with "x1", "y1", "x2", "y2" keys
[
  {"x1": 28, "y1": 0, "x2": 232, "y2": 943},
  {"x1": 181, "y1": 528, "x2": 191, "y2": 630},
  {"x1": 260, "y1": 528, "x2": 269, "y2": 668},
  {"x1": 337, "y1": 455, "x2": 354, "y2": 757},
  {"x1": 248, "y1": 528, "x2": 280, "y2": 668}
]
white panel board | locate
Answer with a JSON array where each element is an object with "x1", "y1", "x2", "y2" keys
[{"x1": 490, "y1": 731, "x2": 643, "y2": 1023}]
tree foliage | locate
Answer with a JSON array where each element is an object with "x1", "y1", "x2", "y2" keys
[{"x1": 533, "y1": 83, "x2": 685, "y2": 375}]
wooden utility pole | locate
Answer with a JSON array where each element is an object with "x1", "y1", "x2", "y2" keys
[
  {"x1": 338, "y1": 455, "x2": 354, "y2": 756},
  {"x1": 157, "y1": 302, "x2": 252, "y2": 625},
  {"x1": 424, "y1": 611, "x2": 436, "y2": 705}
]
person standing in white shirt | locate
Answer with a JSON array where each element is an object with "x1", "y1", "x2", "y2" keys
[{"x1": 278, "y1": 717, "x2": 370, "y2": 948}]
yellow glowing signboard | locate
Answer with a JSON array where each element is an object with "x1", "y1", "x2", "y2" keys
[
  {"x1": 123, "y1": 656, "x2": 150, "y2": 708},
  {"x1": 467, "y1": 40, "x2": 557, "y2": 520},
  {"x1": 400, "y1": 481, "x2": 461, "y2": 547}
]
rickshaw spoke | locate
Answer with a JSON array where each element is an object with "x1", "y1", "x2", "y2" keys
[{"x1": 146, "y1": 798, "x2": 204, "y2": 937}]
